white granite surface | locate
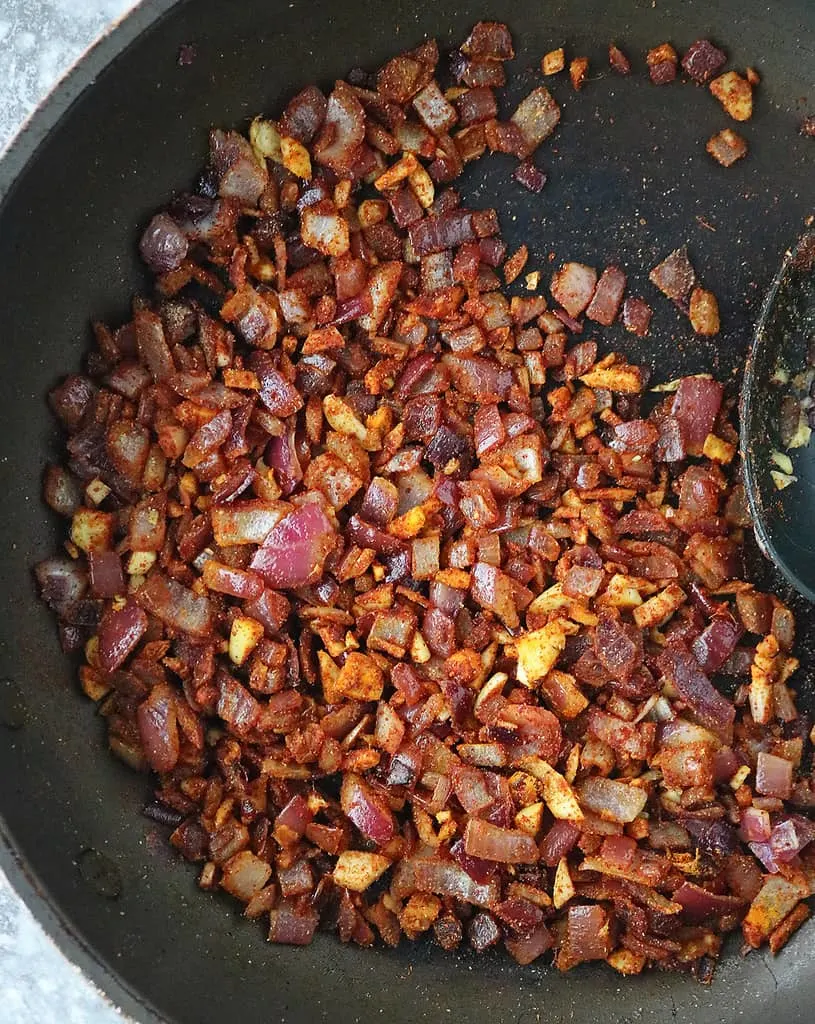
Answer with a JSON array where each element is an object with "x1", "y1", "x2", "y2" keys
[
  {"x1": 0, "y1": 878, "x2": 127, "y2": 1022},
  {"x1": 1, "y1": 5, "x2": 141, "y2": 1018},
  {"x1": 0, "y1": 0, "x2": 137, "y2": 154}
]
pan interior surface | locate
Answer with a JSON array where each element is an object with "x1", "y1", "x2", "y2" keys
[{"x1": 0, "y1": 1, "x2": 813, "y2": 1022}]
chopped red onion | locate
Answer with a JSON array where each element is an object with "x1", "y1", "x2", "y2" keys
[
  {"x1": 136, "y1": 573, "x2": 214, "y2": 638},
  {"x1": 137, "y1": 683, "x2": 179, "y2": 773},
  {"x1": 87, "y1": 550, "x2": 125, "y2": 599},
  {"x1": 98, "y1": 600, "x2": 148, "y2": 672},
  {"x1": 577, "y1": 777, "x2": 647, "y2": 823},
  {"x1": 512, "y1": 161, "x2": 547, "y2": 193},
  {"x1": 673, "y1": 882, "x2": 744, "y2": 922},
  {"x1": 509, "y1": 87, "x2": 561, "y2": 158},
  {"x1": 463, "y1": 819, "x2": 539, "y2": 864},
  {"x1": 210, "y1": 129, "x2": 268, "y2": 205},
  {"x1": 341, "y1": 773, "x2": 396, "y2": 845},
  {"x1": 740, "y1": 806, "x2": 772, "y2": 843},
  {"x1": 35, "y1": 20, "x2": 815, "y2": 976},
  {"x1": 671, "y1": 376, "x2": 723, "y2": 455},
  {"x1": 268, "y1": 901, "x2": 319, "y2": 945},
  {"x1": 755, "y1": 752, "x2": 794, "y2": 799},
  {"x1": 139, "y1": 213, "x2": 188, "y2": 274},
  {"x1": 250, "y1": 502, "x2": 336, "y2": 589},
  {"x1": 656, "y1": 643, "x2": 735, "y2": 742}
]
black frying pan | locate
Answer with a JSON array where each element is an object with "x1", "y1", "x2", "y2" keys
[{"x1": 0, "y1": 1, "x2": 813, "y2": 1022}]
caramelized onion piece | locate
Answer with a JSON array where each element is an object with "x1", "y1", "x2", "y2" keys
[
  {"x1": 136, "y1": 573, "x2": 214, "y2": 638},
  {"x1": 250, "y1": 502, "x2": 336, "y2": 588},
  {"x1": 98, "y1": 600, "x2": 148, "y2": 672}
]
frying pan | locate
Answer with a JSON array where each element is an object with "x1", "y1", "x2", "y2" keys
[{"x1": 0, "y1": 1, "x2": 813, "y2": 1021}]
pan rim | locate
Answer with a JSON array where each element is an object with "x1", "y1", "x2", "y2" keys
[
  {"x1": 0, "y1": 2, "x2": 180, "y2": 1018},
  {"x1": 1, "y1": 4, "x2": 813, "y2": 1022}
]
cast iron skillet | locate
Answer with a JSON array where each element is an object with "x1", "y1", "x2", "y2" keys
[{"x1": 0, "y1": 1, "x2": 813, "y2": 1021}]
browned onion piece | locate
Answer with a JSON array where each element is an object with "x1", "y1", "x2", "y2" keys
[
  {"x1": 137, "y1": 683, "x2": 180, "y2": 773},
  {"x1": 673, "y1": 882, "x2": 743, "y2": 922},
  {"x1": 341, "y1": 773, "x2": 396, "y2": 845},
  {"x1": 49, "y1": 374, "x2": 97, "y2": 432},
  {"x1": 649, "y1": 246, "x2": 696, "y2": 306},
  {"x1": 250, "y1": 502, "x2": 336, "y2": 588},
  {"x1": 43, "y1": 464, "x2": 83, "y2": 518},
  {"x1": 268, "y1": 901, "x2": 319, "y2": 945},
  {"x1": 755, "y1": 752, "x2": 793, "y2": 799},
  {"x1": 409, "y1": 210, "x2": 477, "y2": 255},
  {"x1": 128, "y1": 494, "x2": 167, "y2": 552},
  {"x1": 550, "y1": 262, "x2": 597, "y2": 317},
  {"x1": 313, "y1": 82, "x2": 366, "y2": 174},
  {"x1": 512, "y1": 161, "x2": 547, "y2": 193},
  {"x1": 595, "y1": 610, "x2": 643, "y2": 682},
  {"x1": 202, "y1": 560, "x2": 264, "y2": 600},
  {"x1": 280, "y1": 85, "x2": 327, "y2": 144},
  {"x1": 463, "y1": 819, "x2": 539, "y2": 864},
  {"x1": 657, "y1": 643, "x2": 735, "y2": 742},
  {"x1": 139, "y1": 213, "x2": 188, "y2": 274},
  {"x1": 460, "y1": 21, "x2": 515, "y2": 60},
  {"x1": 540, "y1": 820, "x2": 580, "y2": 866},
  {"x1": 692, "y1": 613, "x2": 743, "y2": 673},
  {"x1": 577, "y1": 776, "x2": 648, "y2": 823},
  {"x1": 252, "y1": 355, "x2": 304, "y2": 417},
  {"x1": 360, "y1": 477, "x2": 399, "y2": 527},
  {"x1": 509, "y1": 86, "x2": 561, "y2": 158},
  {"x1": 671, "y1": 376, "x2": 723, "y2": 455},
  {"x1": 471, "y1": 562, "x2": 520, "y2": 629},
  {"x1": 35, "y1": 555, "x2": 88, "y2": 615},
  {"x1": 682, "y1": 39, "x2": 727, "y2": 84},
  {"x1": 136, "y1": 573, "x2": 214, "y2": 638},
  {"x1": 413, "y1": 81, "x2": 457, "y2": 134},
  {"x1": 87, "y1": 550, "x2": 125, "y2": 599},
  {"x1": 135, "y1": 307, "x2": 175, "y2": 382},
  {"x1": 560, "y1": 905, "x2": 612, "y2": 966},
  {"x1": 455, "y1": 87, "x2": 497, "y2": 128},
  {"x1": 98, "y1": 600, "x2": 148, "y2": 672},
  {"x1": 585, "y1": 265, "x2": 626, "y2": 325},
  {"x1": 210, "y1": 129, "x2": 268, "y2": 205},
  {"x1": 402, "y1": 854, "x2": 499, "y2": 905},
  {"x1": 621, "y1": 296, "x2": 652, "y2": 336}
]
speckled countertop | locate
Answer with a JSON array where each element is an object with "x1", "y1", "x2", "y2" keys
[
  {"x1": 1, "y1": 6, "x2": 140, "y2": 1019},
  {"x1": 0, "y1": 0, "x2": 137, "y2": 153}
]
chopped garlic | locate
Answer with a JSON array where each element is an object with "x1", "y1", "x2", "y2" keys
[
  {"x1": 553, "y1": 857, "x2": 575, "y2": 909},
  {"x1": 126, "y1": 550, "x2": 157, "y2": 575},
  {"x1": 515, "y1": 622, "x2": 574, "y2": 687},
  {"x1": 702, "y1": 434, "x2": 736, "y2": 464},
  {"x1": 280, "y1": 136, "x2": 312, "y2": 180},
  {"x1": 70, "y1": 507, "x2": 115, "y2": 553},
  {"x1": 410, "y1": 631, "x2": 431, "y2": 664},
  {"x1": 249, "y1": 117, "x2": 282, "y2": 162},
  {"x1": 515, "y1": 802, "x2": 544, "y2": 837},
  {"x1": 229, "y1": 616, "x2": 264, "y2": 666},
  {"x1": 650, "y1": 372, "x2": 712, "y2": 394},
  {"x1": 85, "y1": 479, "x2": 111, "y2": 505},
  {"x1": 770, "y1": 469, "x2": 797, "y2": 491},
  {"x1": 522, "y1": 758, "x2": 584, "y2": 821},
  {"x1": 770, "y1": 450, "x2": 794, "y2": 475},
  {"x1": 333, "y1": 851, "x2": 391, "y2": 891},
  {"x1": 786, "y1": 417, "x2": 811, "y2": 450}
]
